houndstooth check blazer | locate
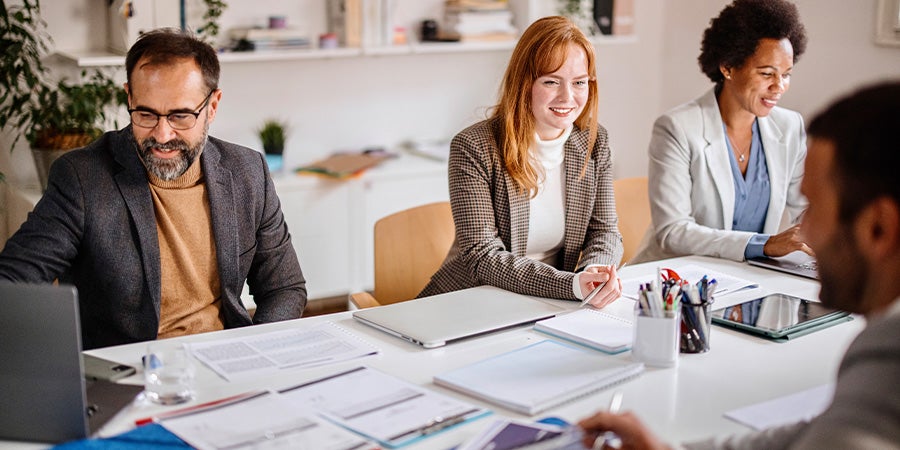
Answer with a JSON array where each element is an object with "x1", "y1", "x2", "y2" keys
[{"x1": 419, "y1": 118, "x2": 623, "y2": 300}]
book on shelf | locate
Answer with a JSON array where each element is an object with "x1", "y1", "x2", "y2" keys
[
  {"x1": 533, "y1": 308, "x2": 634, "y2": 354},
  {"x1": 434, "y1": 340, "x2": 644, "y2": 415},
  {"x1": 612, "y1": 0, "x2": 635, "y2": 35},
  {"x1": 228, "y1": 27, "x2": 312, "y2": 50},
  {"x1": 444, "y1": 0, "x2": 517, "y2": 42},
  {"x1": 445, "y1": 0, "x2": 511, "y2": 12},
  {"x1": 444, "y1": 0, "x2": 518, "y2": 42},
  {"x1": 326, "y1": 0, "x2": 363, "y2": 47}
]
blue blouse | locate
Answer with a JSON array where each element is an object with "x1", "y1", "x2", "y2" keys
[{"x1": 724, "y1": 120, "x2": 771, "y2": 259}]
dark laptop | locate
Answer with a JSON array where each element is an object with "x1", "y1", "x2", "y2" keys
[
  {"x1": 748, "y1": 251, "x2": 818, "y2": 280},
  {"x1": 0, "y1": 282, "x2": 143, "y2": 443}
]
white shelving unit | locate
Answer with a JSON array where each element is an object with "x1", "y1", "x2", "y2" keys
[{"x1": 56, "y1": 35, "x2": 636, "y2": 67}]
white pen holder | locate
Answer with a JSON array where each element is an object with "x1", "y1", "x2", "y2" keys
[{"x1": 631, "y1": 311, "x2": 680, "y2": 368}]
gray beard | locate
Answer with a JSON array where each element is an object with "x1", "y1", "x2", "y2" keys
[{"x1": 134, "y1": 125, "x2": 208, "y2": 181}]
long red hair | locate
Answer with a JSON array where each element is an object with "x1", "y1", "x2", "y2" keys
[{"x1": 491, "y1": 16, "x2": 599, "y2": 197}]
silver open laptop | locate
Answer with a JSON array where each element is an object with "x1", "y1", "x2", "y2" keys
[
  {"x1": 352, "y1": 285, "x2": 563, "y2": 348},
  {"x1": 0, "y1": 282, "x2": 143, "y2": 443}
]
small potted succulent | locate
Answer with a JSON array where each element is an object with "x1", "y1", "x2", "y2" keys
[{"x1": 257, "y1": 119, "x2": 289, "y2": 171}]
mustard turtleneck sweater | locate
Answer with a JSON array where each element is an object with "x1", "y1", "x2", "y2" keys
[{"x1": 147, "y1": 157, "x2": 224, "y2": 338}]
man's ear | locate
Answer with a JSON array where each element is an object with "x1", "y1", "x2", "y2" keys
[
  {"x1": 124, "y1": 83, "x2": 132, "y2": 106},
  {"x1": 854, "y1": 197, "x2": 900, "y2": 260},
  {"x1": 206, "y1": 89, "x2": 222, "y2": 123}
]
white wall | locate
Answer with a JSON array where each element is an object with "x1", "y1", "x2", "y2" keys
[{"x1": 659, "y1": 0, "x2": 900, "y2": 121}]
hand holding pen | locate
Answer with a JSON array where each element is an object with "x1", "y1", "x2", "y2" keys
[
  {"x1": 577, "y1": 392, "x2": 672, "y2": 450},
  {"x1": 580, "y1": 263, "x2": 627, "y2": 309}
]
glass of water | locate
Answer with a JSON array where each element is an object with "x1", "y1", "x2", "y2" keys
[{"x1": 143, "y1": 342, "x2": 195, "y2": 405}]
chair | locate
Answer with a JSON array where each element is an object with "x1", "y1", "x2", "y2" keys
[
  {"x1": 613, "y1": 177, "x2": 651, "y2": 264},
  {"x1": 349, "y1": 201, "x2": 455, "y2": 309}
]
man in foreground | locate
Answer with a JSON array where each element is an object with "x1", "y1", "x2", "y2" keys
[
  {"x1": 0, "y1": 29, "x2": 306, "y2": 349},
  {"x1": 579, "y1": 81, "x2": 900, "y2": 448}
]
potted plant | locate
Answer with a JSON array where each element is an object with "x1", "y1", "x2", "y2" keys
[
  {"x1": 257, "y1": 119, "x2": 289, "y2": 171},
  {"x1": 0, "y1": 0, "x2": 125, "y2": 188}
]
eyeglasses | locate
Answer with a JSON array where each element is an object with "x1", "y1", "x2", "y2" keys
[{"x1": 128, "y1": 90, "x2": 215, "y2": 130}]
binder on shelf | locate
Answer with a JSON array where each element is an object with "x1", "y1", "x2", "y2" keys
[
  {"x1": 434, "y1": 340, "x2": 644, "y2": 415},
  {"x1": 533, "y1": 308, "x2": 633, "y2": 354},
  {"x1": 593, "y1": 0, "x2": 614, "y2": 35},
  {"x1": 612, "y1": 0, "x2": 635, "y2": 35}
]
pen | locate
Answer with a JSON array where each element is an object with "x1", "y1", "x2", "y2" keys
[
  {"x1": 593, "y1": 391, "x2": 624, "y2": 449},
  {"x1": 134, "y1": 390, "x2": 267, "y2": 426},
  {"x1": 580, "y1": 263, "x2": 627, "y2": 307}
]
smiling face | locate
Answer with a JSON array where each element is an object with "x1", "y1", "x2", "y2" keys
[
  {"x1": 720, "y1": 38, "x2": 794, "y2": 119},
  {"x1": 530, "y1": 44, "x2": 590, "y2": 140},
  {"x1": 126, "y1": 57, "x2": 220, "y2": 180}
]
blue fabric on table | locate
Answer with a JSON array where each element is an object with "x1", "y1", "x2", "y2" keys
[{"x1": 51, "y1": 424, "x2": 189, "y2": 449}]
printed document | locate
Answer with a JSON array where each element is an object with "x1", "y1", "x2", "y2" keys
[
  {"x1": 160, "y1": 391, "x2": 377, "y2": 450},
  {"x1": 278, "y1": 366, "x2": 490, "y2": 448},
  {"x1": 188, "y1": 322, "x2": 378, "y2": 381},
  {"x1": 724, "y1": 384, "x2": 834, "y2": 430}
]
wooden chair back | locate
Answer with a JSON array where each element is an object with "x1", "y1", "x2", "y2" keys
[
  {"x1": 613, "y1": 177, "x2": 651, "y2": 264},
  {"x1": 361, "y1": 201, "x2": 455, "y2": 307}
]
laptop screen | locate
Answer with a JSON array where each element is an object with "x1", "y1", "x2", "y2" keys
[{"x1": 0, "y1": 282, "x2": 141, "y2": 443}]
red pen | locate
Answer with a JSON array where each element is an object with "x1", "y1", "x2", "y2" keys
[{"x1": 134, "y1": 390, "x2": 267, "y2": 426}]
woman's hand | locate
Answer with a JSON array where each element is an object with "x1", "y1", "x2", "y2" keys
[
  {"x1": 579, "y1": 264, "x2": 622, "y2": 308},
  {"x1": 763, "y1": 224, "x2": 814, "y2": 257}
]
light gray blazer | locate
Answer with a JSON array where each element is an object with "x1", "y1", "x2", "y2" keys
[
  {"x1": 684, "y1": 299, "x2": 900, "y2": 449},
  {"x1": 419, "y1": 118, "x2": 623, "y2": 300},
  {"x1": 632, "y1": 88, "x2": 807, "y2": 263}
]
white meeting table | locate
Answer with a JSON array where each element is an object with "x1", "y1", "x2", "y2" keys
[{"x1": 3, "y1": 256, "x2": 864, "y2": 449}]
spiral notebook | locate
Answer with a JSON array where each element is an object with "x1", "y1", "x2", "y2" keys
[
  {"x1": 434, "y1": 340, "x2": 644, "y2": 415},
  {"x1": 533, "y1": 308, "x2": 634, "y2": 354}
]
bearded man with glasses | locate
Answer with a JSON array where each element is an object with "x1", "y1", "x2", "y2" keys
[{"x1": 0, "y1": 29, "x2": 307, "y2": 349}]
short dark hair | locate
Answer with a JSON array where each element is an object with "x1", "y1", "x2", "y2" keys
[
  {"x1": 808, "y1": 80, "x2": 900, "y2": 223},
  {"x1": 125, "y1": 28, "x2": 220, "y2": 93},
  {"x1": 698, "y1": 0, "x2": 807, "y2": 84}
]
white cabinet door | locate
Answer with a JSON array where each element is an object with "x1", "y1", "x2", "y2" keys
[
  {"x1": 276, "y1": 179, "x2": 352, "y2": 300},
  {"x1": 355, "y1": 157, "x2": 449, "y2": 291}
]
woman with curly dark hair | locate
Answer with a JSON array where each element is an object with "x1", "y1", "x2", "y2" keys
[{"x1": 632, "y1": 0, "x2": 812, "y2": 264}]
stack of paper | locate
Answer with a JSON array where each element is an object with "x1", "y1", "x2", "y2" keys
[
  {"x1": 188, "y1": 322, "x2": 378, "y2": 381},
  {"x1": 534, "y1": 308, "x2": 634, "y2": 354}
]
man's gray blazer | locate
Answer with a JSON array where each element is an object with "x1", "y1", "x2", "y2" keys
[
  {"x1": 684, "y1": 299, "x2": 900, "y2": 449},
  {"x1": 0, "y1": 127, "x2": 306, "y2": 349}
]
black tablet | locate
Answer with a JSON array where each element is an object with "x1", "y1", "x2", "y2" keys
[{"x1": 711, "y1": 293, "x2": 850, "y2": 339}]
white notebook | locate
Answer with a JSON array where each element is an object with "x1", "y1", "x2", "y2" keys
[
  {"x1": 434, "y1": 340, "x2": 644, "y2": 415},
  {"x1": 534, "y1": 308, "x2": 634, "y2": 354}
]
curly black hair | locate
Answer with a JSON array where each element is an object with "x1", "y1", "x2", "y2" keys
[{"x1": 698, "y1": 0, "x2": 807, "y2": 84}]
